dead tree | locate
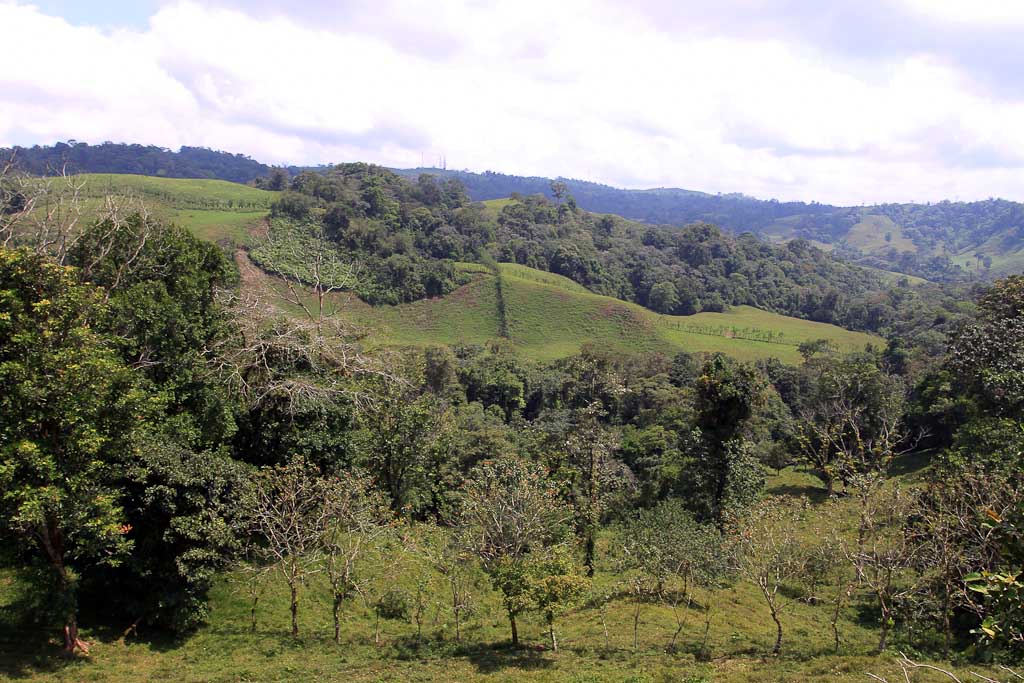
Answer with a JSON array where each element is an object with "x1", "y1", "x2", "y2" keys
[{"x1": 211, "y1": 225, "x2": 400, "y2": 414}]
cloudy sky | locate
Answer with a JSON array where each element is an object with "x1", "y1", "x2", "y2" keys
[{"x1": 2, "y1": 0, "x2": 1022, "y2": 205}]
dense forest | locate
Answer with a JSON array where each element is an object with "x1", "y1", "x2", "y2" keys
[{"x1": 397, "y1": 168, "x2": 1024, "y2": 281}]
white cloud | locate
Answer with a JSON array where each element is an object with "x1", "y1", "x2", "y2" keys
[
  {"x1": 1, "y1": 0, "x2": 1024, "y2": 205},
  {"x1": 899, "y1": 0, "x2": 1024, "y2": 27}
]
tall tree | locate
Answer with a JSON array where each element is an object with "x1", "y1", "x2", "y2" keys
[{"x1": 0, "y1": 249, "x2": 146, "y2": 654}]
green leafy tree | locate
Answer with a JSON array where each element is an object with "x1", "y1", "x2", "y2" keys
[
  {"x1": 353, "y1": 386, "x2": 451, "y2": 515},
  {"x1": 648, "y1": 281, "x2": 680, "y2": 314},
  {"x1": 456, "y1": 457, "x2": 571, "y2": 646},
  {"x1": 690, "y1": 356, "x2": 766, "y2": 524},
  {"x1": 528, "y1": 548, "x2": 588, "y2": 652},
  {"x1": 0, "y1": 248, "x2": 147, "y2": 654}
]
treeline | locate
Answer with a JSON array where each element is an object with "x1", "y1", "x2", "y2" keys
[{"x1": 2, "y1": 141, "x2": 295, "y2": 184}]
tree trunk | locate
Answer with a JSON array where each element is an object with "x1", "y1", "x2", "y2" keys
[
  {"x1": 878, "y1": 615, "x2": 889, "y2": 653},
  {"x1": 633, "y1": 600, "x2": 641, "y2": 650},
  {"x1": 333, "y1": 594, "x2": 342, "y2": 644},
  {"x1": 770, "y1": 606, "x2": 783, "y2": 656},
  {"x1": 547, "y1": 613, "x2": 558, "y2": 652},
  {"x1": 509, "y1": 611, "x2": 519, "y2": 646},
  {"x1": 584, "y1": 530, "x2": 596, "y2": 578},
  {"x1": 251, "y1": 594, "x2": 259, "y2": 634},
  {"x1": 830, "y1": 588, "x2": 843, "y2": 654},
  {"x1": 39, "y1": 520, "x2": 88, "y2": 656},
  {"x1": 290, "y1": 583, "x2": 299, "y2": 637}
]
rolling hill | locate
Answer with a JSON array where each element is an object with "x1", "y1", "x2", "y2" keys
[
  {"x1": 15, "y1": 142, "x2": 1024, "y2": 280},
  {"x1": 21, "y1": 171, "x2": 882, "y2": 364},
  {"x1": 400, "y1": 168, "x2": 1024, "y2": 280},
  {"x1": 278, "y1": 260, "x2": 881, "y2": 364},
  {"x1": 47, "y1": 173, "x2": 277, "y2": 245}
]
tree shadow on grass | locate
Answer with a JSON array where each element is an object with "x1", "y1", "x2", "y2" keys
[
  {"x1": 888, "y1": 450, "x2": 933, "y2": 478},
  {"x1": 0, "y1": 592, "x2": 75, "y2": 680},
  {"x1": 764, "y1": 482, "x2": 830, "y2": 504},
  {"x1": 458, "y1": 641, "x2": 555, "y2": 673}
]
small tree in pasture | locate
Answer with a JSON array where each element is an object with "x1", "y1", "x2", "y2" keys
[
  {"x1": 456, "y1": 457, "x2": 571, "y2": 646},
  {"x1": 618, "y1": 499, "x2": 730, "y2": 651},
  {"x1": 730, "y1": 497, "x2": 810, "y2": 656},
  {"x1": 413, "y1": 528, "x2": 477, "y2": 642},
  {"x1": 249, "y1": 455, "x2": 331, "y2": 637},
  {"x1": 847, "y1": 478, "x2": 920, "y2": 652},
  {"x1": 529, "y1": 548, "x2": 589, "y2": 652},
  {"x1": 322, "y1": 469, "x2": 392, "y2": 644}
]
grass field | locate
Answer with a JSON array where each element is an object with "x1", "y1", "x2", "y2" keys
[
  {"x1": 45, "y1": 174, "x2": 278, "y2": 245},
  {"x1": 952, "y1": 232, "x2": 1024, "y2": 277},
  {"x1": 0, "y1": 461, "x2": 991, "y2": 683},
  {"x1": 843, "y1": 215, "x2": 916, "y2": 255},
  {"x1": 329, "y1": 263, "x2": 881, "y2": 363}
]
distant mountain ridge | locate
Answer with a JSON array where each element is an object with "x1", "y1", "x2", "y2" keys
[{"x1": 5, "y1": 142, "x2": 1022, "y2": 279}]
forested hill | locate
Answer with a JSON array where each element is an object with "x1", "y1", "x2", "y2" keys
[
  {"x1": 394, "y1": 167, "x2": 1024, "y2": 280},
  {"x1": 262, "y1": 164, "x2": 966, "y2": 346},
  {"x1": 7, "y1": 142, "x2": 1023, "y2": 279},
  {"x1": 2, "y1": 141, "x2": 288, "y2": 184}
]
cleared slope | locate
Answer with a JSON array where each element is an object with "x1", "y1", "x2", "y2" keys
[
  {"x1": 338, "y1": 263, "x2": 881, "y2": 363},
  {"x1": 65, "y1": 174, "x2": 276, "y2": 245}
]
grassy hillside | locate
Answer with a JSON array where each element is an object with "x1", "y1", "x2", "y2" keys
[
  {"x1": 0, "y1": 463, "x2": 990, "y2": 683},
  {"x1": 952, "y1": 232, "x2": 1024, "y2": 276},
  {"x1": 67, "y1": 174, "x2": 276, "y2": 245},
  {"x1": 328, "y1": 262, "x2": 881, "y2": 363},
  {"x1": 32, "y1": 174, "x2": 880, "y2": 364},
  {"x1": 843, "y1": 215, "x2": 916, "y2": 254}
]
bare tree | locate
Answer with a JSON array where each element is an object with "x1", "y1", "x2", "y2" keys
[
  {"x1": 848, "y1": 480, "x2": 920, "y2": 652},
  {"x1": 730, "y1": 497, "x2": 810, "y2": 656},
  {"x1": 211, "y1": 226, "x2": 399, "y2": 413},
  {"x1": 414, "y1": 528, "x2": 476, "y2": 642},
  {"x1": 321, "y1": 470, "x2": 392, "y2": 645},
  {"x1": 868, "y1": 652, "x2": 1022, "y2": 683},
  {"x1": 0, "y1": 157, "x2": 85, "y2": 259},
  {"x1": 249, "y1": 455, "x2": 331, "y2": 637}
]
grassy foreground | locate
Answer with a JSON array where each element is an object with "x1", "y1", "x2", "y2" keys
[{"x1": 0, "y1": 467, "x2": 989, "y2": 683}]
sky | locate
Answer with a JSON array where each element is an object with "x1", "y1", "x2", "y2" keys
[{"x1": 2, "y1": 0, "x2": 1023, "y2": 205}]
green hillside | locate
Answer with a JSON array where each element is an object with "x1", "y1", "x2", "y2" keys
[
  {"x1": 31, "y1": 174, "x2": 879, "y2": 365},
  {"x1": 67, "y1": 174, "x2": 276, "y2": 244},
  {"x1": 843, "y1": 215, "x2": 916, "y2": 254},
  {"x1": 1, "y1": 462, "x2": 992, "y2": 683},
  {"x1": 333, "y1": 262, "x2": 881, "y2": 363}
]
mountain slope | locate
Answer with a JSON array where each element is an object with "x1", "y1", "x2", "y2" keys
[
  {"x1": 398, "y1": 167, "x2": 1024, "y2": 279},
  {"x1": 326, "y1": 262, "x2": 881, "y2": 363}
]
